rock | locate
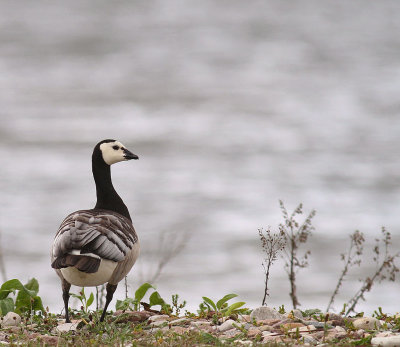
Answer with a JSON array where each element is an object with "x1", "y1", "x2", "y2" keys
[
  {"x1": 372, "y1": 335, "x2": 400, "y2": 347},
  {"x1": 259, "y1": 325, "x2": 274, "y2": 332},
  {"x1": 250, "y1": 307, "x2": 285, "y2": 321},
  {"x1": 1, "y1": 312, "x2": 21, "y2": 327},
  {"x1": 353, "y1": 317, "x2": 381, "y2": 330},
  {"x1": 304, "y1": 321, "x2": 333, "y2": 329},
  {"x1": 170, "y1": 318, "x2": 188, "y2": 326},
  {"x1": 288, "y1": 325, "x2": 316, "y2": 333},
  {"x1": 113, "y1": 310, "x2": 152, "y2": 322},
  {"x1": 282, "y1": 322, "x2": 305, "y2": 330},
  {"x1": 238, "y1": 315, "x2": 251, "y2": 323},
  {"x1": 190, "y1": 320, "x2": 211, "y2": 328},
  {"x1": 292, "y1": 309, "x2": 303, "y2": 320},
  {"x1": 150, "y1": 320, "x2": 167, "y2": 327},
  {"x1": 221, "y1": 328, "x2": 240, "y2": 338},
  {"x1": 148, "y1": 314, "x2": 169, "y2": 323},
  {"x1": 170, "y1": 326, "x2": 189, "y2": 334},
  {"x1": 218, "y1": 319, "x2": 236, "y2": 332},
  {"x1": 303, "y1": 335, "x2": 319, "y2": 345},
  {"x1": 258, "y1": 319, "x2": 281, "y2": 326},
  {"x1": 247, "y1": 327, "x2": 262, "y2": 337},
  {"x1": 236, "y1": 341, "x2": 253, "y2": 346},
  {"x1": 327, "y1": 313, "x2": 344, "y2": 324},
  {"x1": 52, "y1": 322, "x2": 79, "y2": 333}
]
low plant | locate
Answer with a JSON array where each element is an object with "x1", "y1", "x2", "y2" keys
[
  {"x1": 115, "y1": 282, "x2": 171, "y2": 313},
  {"x1": 70, "y1": 287, "x2": 94, "y2": 314},
  {"x1": 0, "y1": 278, "x2": 44, "y2": 316},
  {"x1": 279, "y1": 200, "x2": 316, "y2": 309},
  {"x1": 198, "y1": 294, "x2": 247, "y2": 322}
]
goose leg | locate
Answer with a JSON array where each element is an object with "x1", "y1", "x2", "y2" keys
[
  {"x1": 62, "y1": 279, "x2": 71, "y2": 323},
  {"x1": 100, "y1": 283, "x2": 117, "y2": 322}
]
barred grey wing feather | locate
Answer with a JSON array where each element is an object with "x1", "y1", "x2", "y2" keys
[{"x1": 52, "y1": 209, "x2": 138, "y2": 264}]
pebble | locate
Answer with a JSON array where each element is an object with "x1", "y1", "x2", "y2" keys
[
  {"x1": 371, "y1": 334, "x2": 400, "y2": 347},
  {"x1": 353, "y1": 317, "x2": 381, "y2": 330},
  {"x1": 150, "y1": 320, "x2": 167, "y2": 327},
  {"x1": 148, "y1": 314, "x2": 169, "y2": 323},
  {"x1": 52, "y1": 322, "x2": 79, "y2": 334},
  {"x1": 250, "y1": 307, "x2": 285, "y2": 321},
  {"x1": 282, "y1": 322, "x2": 305, "y2": 330},
  {"x1": 0, "y1": 312, "x2": 21, "y2": 327},
  {"x1": 218, "y1": 319, "x2": 236, "y2": 332},
  {"x1": 247, "y1": 327, "x2": 261, "y2": 337},
  {"x1": 221, "y1": 328, "x2": 241, "y2": 338},
  {"x1": 169, "y1": 318, "x2": 188, "y2": 326},
  {"x1": 288, "y1": 325, "x2": 316, "y2": 333},
  {"x1": 292, "y1": 309, "x2": 303, "y2": 319},
  {"x1": 190, "y1": 320, "x2": 211, "y2": 327}
]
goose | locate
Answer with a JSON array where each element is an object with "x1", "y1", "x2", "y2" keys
[{"x1": 51, "y1": 139, "x2": 140, "y2": 322}]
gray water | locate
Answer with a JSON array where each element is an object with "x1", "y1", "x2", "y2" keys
[{"x1": 1, "y1": 0, "x2": 400, "y2": 315}]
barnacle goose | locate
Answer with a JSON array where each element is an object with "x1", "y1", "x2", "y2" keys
[{"x1": 51, "y1": 139, "x2": 140, "y2": 322}]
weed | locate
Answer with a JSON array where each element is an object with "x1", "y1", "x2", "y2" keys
[
  {"x1": 0, "y1": 278, "x2": 44, "y2": 316},
  {"x1": 327, "y1": 230, "x2": 365, "y2": 312},
  {"x1": 279, "y1": 200, "x2": 316, "y2": 309},
  {"x1": 70, "y1": 287, "x2": 94, "y2": 314},
  {"x1": 258, "y1": 227, "x2": 286, "y2": 305}
]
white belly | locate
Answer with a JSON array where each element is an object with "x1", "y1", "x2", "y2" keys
[{"x1": 60, "y1": 259, "x2": 117, "y2": 287}]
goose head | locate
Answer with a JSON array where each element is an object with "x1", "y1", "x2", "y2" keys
[{"x1": 96, "y1": 139, "x2": 139, "y2": 166}]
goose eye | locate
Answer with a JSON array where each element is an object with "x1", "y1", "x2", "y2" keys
[{"x1": 112, "y1": 145, "x2": 120, "y2": 150}]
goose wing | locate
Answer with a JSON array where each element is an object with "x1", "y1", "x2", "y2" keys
[{"x1": 51, "y1": 209, "x2": 138, "y2": 270}]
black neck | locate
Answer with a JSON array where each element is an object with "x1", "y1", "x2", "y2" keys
[{"x1": 92, "y1": 152, "x2": 131, "y2": 221}]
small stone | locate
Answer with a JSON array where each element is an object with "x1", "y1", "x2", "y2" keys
[
  {"x1": 170, "y1": 326, "x2": 188, "y2": 334},
  {"x1": 258, "y1": 319, "x2": 281, "y2": 326},
  {"x1": 288, "y1": 325, "x2": 316, "y2": 333},
  {"x1": 292, "y1": 309, "x2": 303, "y2": 320},
  {"x1": 190, "y1": 320, "x2": 211, "y2": 328},
  {"x1": 170, "y1": 318, "x2": 188, "y2": 326},
  {"x1": 150, "y1": 320, "x2": 167, "y2": 327},
  {"x1": 247, "y1": 327, "x2": 262, "y2": 337},
  {"x1": 218, "y1": 319, "x2": 236, "y2": 332},
  {"x1": 353, "y1": 317, "x2": 381, "y2": 330},
  {"x1": 236, "y1": 341, "x2": 253, "y2": 346},
  {"x1": 250, "y1": 307, "x2": 285, "y2": 321},
  {"x1": 238, "y1": 315, "x2": 251, "y2": 323},
  {"x1": 222, "y1": 328, "x2": 240, "y2": 338},
  {"x1": 1, "y1": 312, "x2": 21, "y2": 327},
  {"x1": 304, "y1": 321, "x2": 333, "y2": 329},
  {"x1": 148, "y1": 314, "x2": 169, "y2": 322},
  {"x1": 259, "y1": 325, "x2": 274, "y2": 332},
  {"x1": 282, "y1": 322, "x2": 305, "y2": 330},
  {"x1": 53, "y1": 322, "x2": 79, "y2": 333},
  {"x1": 303, "y1": 335, "x2": 318, "y2": 345},
  {"x1": 372, "y1": 335, "x2": 400, "y2": 347}
]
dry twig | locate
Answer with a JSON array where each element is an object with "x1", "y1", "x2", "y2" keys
[
  {"x1": 259, "y1": 228, "x2": 286, "y2": 305},
  {"x1": 345, "y1": 227, "x2": 399, "y2": 316},
  {"x1": 279, "y1": 201, "x2": 316, "y2": 309},
  {"x1": 326, "y1": 230, "x2": 364, "y2": 312}
]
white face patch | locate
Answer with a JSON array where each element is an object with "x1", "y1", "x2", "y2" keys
[{"x1": 100, "y1": 141, "x2": 128, "y2": 165}]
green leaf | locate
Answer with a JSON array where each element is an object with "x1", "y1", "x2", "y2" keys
[
  {"x1": 116, "y1": 298, "x2": 136, "y2": 311},
  {"x1": 149, "y1": 291, "x2": 165, "y2": 307},
  {"x1": 216, "y1": 294, "x2": 238, "y2": 310},
  {"x1": 86, "y1": 292, "x2": 94, "y2": 308},
  {"x1": 202, "y1": 297, "x2": 217, "y2": 311},
  {"x1": 223, "y1": 302, "x2": 246, "y2": 317},
  {"x1": 24, "y1": 279, "x2": 39, "y2": 296},
  {"x1": 32, "y1": 296, "x2": 44, "y2": 312},
  {"x1": 0, "y1": 298, "x2": 15, "y2": 316},
  {"x1": 135, "y1": 283, "x2": 154, "y2": 302}
]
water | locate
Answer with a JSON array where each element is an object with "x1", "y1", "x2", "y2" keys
[{"x1": 0, "y1": 0, "x2": 400, "y2": 314}]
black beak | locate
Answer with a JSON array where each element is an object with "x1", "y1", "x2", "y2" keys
[{"x1": 123, "y1": 148, "x2": 139, "y2": 160}]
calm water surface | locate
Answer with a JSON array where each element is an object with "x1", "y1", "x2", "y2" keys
[{"x1": 0, "y1": 1, "x2": 400, "y2": 314}]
